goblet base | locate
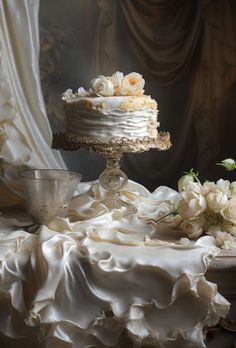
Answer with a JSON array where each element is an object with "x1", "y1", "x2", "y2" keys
[{"x1": 101, "y1": 195, "x2": 138, "y2": 215}]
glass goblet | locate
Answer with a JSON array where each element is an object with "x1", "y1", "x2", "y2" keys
[{"x1": 19, "y1": 169, "x2": 82, "y2": 226}]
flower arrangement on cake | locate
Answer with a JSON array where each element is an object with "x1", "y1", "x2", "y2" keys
[
  {"x1": 152, "y1": 159, "x2": 236, "y2": 249},
  {"x1": 62, "y1": 71, "x2": 145, "y2": 99}
]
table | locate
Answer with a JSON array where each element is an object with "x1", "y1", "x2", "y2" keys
[{"x1": 0, "y1": 181, "x2": 232, "y2": 348}]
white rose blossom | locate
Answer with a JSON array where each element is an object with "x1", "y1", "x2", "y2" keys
[
  {"x1": 206, "y1": 191, "x2": 228, "y2": 213},
  {"x1": 178, "y1": 183, "x2": 207, "y2": 219},
  {"x1": 172, "y1": 164, "x2": 236, "y2": 247},
  {"x1": 222, "y1": 220, "x2": 236, "y2": 236},
  {"x1": 221, "y1": 198, "x2": 236, "y2": 224},
  {"x1": 109, "y1": 71, "x2": 124, "y2": 95},
  {"x1": 120, "y1": 72, "x2": 145, "y2": 96},
  {"x1": 229, "y1": 182, "x2": 236, "y2": 197},
  {"x1": 203, "y1": 179, "x2": 230, "y2": 195},
  {"x1": 91, "y1": 75, "x2": 114, "y2": 96},
  {"x1": 180, "y1": 215, "x2": 205, "y2": 239},
  {"x1": 215, "y1": 179, "x2": 231, "y2": 196},
  {"x1": 215, "y1": 231, "x2": 236, "y2": 249},
  {"x1": 205, "y1": 224, "x2": 222, "y2": 236}
]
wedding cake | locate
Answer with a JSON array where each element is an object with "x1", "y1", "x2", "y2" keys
[{"x1": 62, "y1": 71, "x2": 159, "y2": 140}]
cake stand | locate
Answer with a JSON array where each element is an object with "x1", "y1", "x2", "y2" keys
[{"x1": 52, "y1": 132, "x2": 171, "y2": 214}]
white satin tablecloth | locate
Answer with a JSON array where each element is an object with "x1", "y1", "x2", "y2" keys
[{"x1": 0, "y1": 181, "x2": 230, "y2": 348}]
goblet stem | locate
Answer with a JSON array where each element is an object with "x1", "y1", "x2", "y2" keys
[{"x1": 98, "y1": 154, "x2": 137, "y2": 214}]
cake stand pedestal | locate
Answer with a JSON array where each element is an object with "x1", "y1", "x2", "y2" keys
[{"x1": 52, "y1": 133, "x2": 171, "y2": 214}]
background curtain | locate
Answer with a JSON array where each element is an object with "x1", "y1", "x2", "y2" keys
[
  {"x1": 39, "y1": 0, "x2": 236, "y2": 191},
  {"x1": 0, "y1": 0, "x2": 65, "y2": 207}
]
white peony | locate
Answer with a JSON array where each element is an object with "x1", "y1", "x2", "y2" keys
[
  {"x1": 206, "y1": 191, "x2": 228, "y2": 213},
  {"x1": 91, "y1": 75, "x2": 114, "y2": 96},
  {"x1": 109, "y1": 71, "x2": 124, "y2": 95},
  {"x1": 180, "y1": 215, "x2": 205, "y2": 239},
  {"x1": 178, "y1": 183, "x2": 207, "y2": 219},
  {"x1": 120, "y1": 72, "x2": 145, "y2": 96},
  {"x1": 221, "y1": 198, "x2": 236, "y2": 224}
]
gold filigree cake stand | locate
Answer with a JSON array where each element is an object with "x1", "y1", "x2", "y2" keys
[{"x1": 52, "y1": 132, "x2": 171, "y2": 214}]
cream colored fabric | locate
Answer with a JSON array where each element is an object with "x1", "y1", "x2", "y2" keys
[
  {"x1": 91, "y1": 0, "x2": 236, "y2": 187},
  {"x1": 0, "y1": 0, "x2": 65, "y2": 207},
  {"x1": 0, "y1": 181, "x2": 229, "y2": 348}
]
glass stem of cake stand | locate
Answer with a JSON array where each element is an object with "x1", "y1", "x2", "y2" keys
[{"x1": 98, "y1": 153, "x2": 137, "y2": 215}]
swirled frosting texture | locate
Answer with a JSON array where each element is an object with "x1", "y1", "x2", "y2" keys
[
  {"x1": 0, "y1": 180, "x2": 229, "y2": 348},
  {"x1": 62, "y1": 72, "x2": 159, "y2": 139}
]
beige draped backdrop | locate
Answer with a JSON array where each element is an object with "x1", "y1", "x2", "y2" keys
[
  {"x1": 1, "y1": 0, "x2": 236, "y2": 207},
  {"x1": 86, "y1": 0, "x2": 236, "y2": 190}
]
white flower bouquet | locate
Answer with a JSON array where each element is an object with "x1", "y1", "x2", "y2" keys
[{"x1": 154, "y1": 159, "x2": 236, "y2": 249}]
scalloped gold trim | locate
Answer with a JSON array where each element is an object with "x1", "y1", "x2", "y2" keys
[{"x1": 52, "y1": 132, "x2": 171, "y2": 156}]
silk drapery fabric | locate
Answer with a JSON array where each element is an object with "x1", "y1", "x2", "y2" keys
[
  {"x1": 0, "y1": 0, "x2": 65, "y2": 207},
  {"x1": 0, "y1": 181, "x2": 229, "y2": 348},
  {"x1": 90, "y1": 0, "x2": 236, "y2": 188}
]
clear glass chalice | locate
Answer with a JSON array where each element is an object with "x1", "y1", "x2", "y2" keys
[{"x1": 19, "y1": 169, "x2": 82, "y2": 227}]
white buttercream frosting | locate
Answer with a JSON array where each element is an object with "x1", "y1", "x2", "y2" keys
[{"x1": 62, "y1": 72, "x2": 159, "y2": 139}]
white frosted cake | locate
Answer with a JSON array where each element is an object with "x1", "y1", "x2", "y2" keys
[{"x1": 62, "y1": 72, "x2": 159, "y2": 140}]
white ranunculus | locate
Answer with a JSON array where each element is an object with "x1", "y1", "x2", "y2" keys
[
  {"x1": 120, "y1": 72, "x2": 145, "y2": 96},
  {"x1": 222, "y1": 198, "x2": 236, "y2": 224},
  {"x1": 110, "y1": 71, "x2": 124, "y2": 95},
  {"x1": 180, "y1": 216, "x2": 205, "y2": 239},
  {"x1": 91, "y1": 75, "x2": 114, "y2": 96},
  {"x1": 206, "y1": 191, "x2": 228, "y2": 213},
  {"x1": 179, "y1": 188, "x2": 207, "y2": 219},
  {"x1": 177, "y1": 174, "x2": 194, "y2": 192}
]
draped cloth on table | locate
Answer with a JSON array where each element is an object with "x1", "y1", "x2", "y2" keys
[
  {"x1": 0, "y1": 181, "x2": 230, "y2": 348},
  {"x1": 0, "y1": 0, "x2": 65, "y2": 208}
]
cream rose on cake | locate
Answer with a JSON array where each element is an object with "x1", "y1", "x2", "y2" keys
[
  {"x1": 120, "y1": 72, "x2": 145, "y2": 96},
  {"x1": 91, "y1": 75, "x2": 114, "y2": 96},
  {"x1": 109, "y1": 71, "x2": 124, "y2": 95},
  {"x1": 62, "y1": 88, "x2": 74, "y2": 102}
]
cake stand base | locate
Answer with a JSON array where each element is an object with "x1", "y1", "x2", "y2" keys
[{"x1": 98, "y1": 154, "x2": 137, "y2": 214}]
